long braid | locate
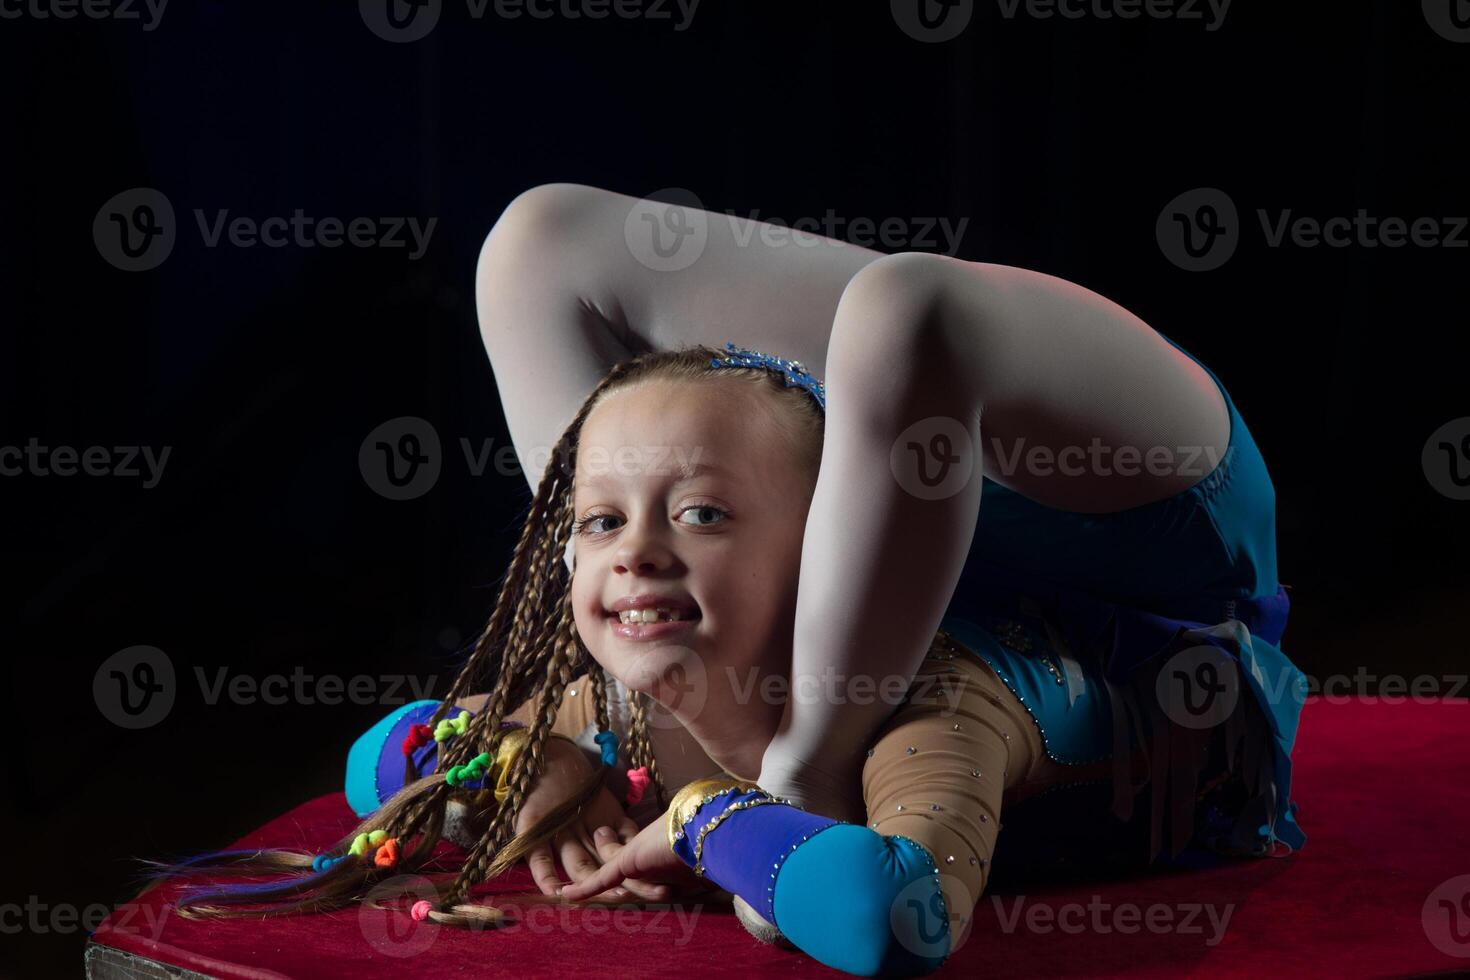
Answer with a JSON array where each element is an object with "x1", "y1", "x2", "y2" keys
[
  {"x1": 627, "y1": 694, "x2": 669, "y2": 811},
  {"x1": 443, "y1": 589, "x2": 580, "y2": 908},
  {"x1": 168, "y1": 345, "x2": 824, "y2": 925}
]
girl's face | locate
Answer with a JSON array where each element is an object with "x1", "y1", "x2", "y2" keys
[{"x1": 569, "y1": 379, "x2": 817, "y2": 727}]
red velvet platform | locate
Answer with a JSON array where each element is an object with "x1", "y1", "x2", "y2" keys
[{"x1": 90, "y1": 697, "x2": 1470, "y2": 978}]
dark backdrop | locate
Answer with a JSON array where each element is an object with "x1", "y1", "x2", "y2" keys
[{"x1": 3, "y1": 2, "x2": 1468, "y2": 975}]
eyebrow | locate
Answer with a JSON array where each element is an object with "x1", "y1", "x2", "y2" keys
[{"x1": 576, "y1": 459, "x2": 732, "y2": 491}]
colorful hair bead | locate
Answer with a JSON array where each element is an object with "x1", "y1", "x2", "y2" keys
[
  {"x1": 373, "y1": 837, "x2": 401, "y2": 869},
  {"x1": 401, "y1": 723, "x2": 434, "y2": 757},
  {"x1": 625, "y1": 766, "x2": 651, "y2": 806},
  {"x1": 349, "y1": 829, "x2": 390, "y2": 857},
  {"x1": 594, "y1": 730, "x2": 619, "y2": 767},
  {"x1": 434, "y1": 710, "x2": 471, "y2": 743},
  {"x1": 445, "y1": 752, "x2": 493, "y2": 788},
  {"x1": 311, "y1": 854, "x2": 343, "y2": 873},
  {"x1": 410, "y1": 900, "x2": 433, "y2": 921}
]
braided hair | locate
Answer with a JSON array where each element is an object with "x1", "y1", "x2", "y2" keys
[{"x1": 158, "y1": 343, "x2": 826, "y2": 924}]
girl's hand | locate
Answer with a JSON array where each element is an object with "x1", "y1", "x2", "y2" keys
[
  {"x1": 513, "y1": 738, "x2": 669, "y2": 903},
  {"x1": 559, "y1": 813, "x2": 705, "y2": 903}
]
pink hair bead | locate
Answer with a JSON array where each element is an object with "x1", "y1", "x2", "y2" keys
[
  {"x1": 625, "y1": 766, "x2": 651, "y2": 806},
  {"x1": 410, "y1": 900, "x2": 433, "y2": 921}
]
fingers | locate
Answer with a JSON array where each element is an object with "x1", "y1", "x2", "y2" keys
[
  {"x1": 526, "y1": 843, "x2": 563, "y2": 897},
  {"x1": 558, "y1": 834, "x2": 603, "y2": 884},
  {"x1": 561, "y1": 859, "x2": 625, "y2": 902},
  {"x1": 590, "y1": 827, "x2": 668, "y2": 902}
]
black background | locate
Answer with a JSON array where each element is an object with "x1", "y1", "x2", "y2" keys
[{"x1": 3, "y1": 2, "x2": 1468, "y2": 976}]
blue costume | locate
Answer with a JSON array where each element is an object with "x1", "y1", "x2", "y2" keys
[{"x1": 345, "y1": 337, "x2": 1306, "y2": 977}]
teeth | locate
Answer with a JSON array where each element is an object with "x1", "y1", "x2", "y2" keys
[{"x1": 617, "y1": 607, "x2": 683, "y2": 624}]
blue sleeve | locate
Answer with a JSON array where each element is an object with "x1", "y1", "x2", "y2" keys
[
  {"x1": 676, "y1": 791, "x2": 950, "y2": 977},
  {"x1": 344, "y1": 699, "x2": 442, "y2": 818}
]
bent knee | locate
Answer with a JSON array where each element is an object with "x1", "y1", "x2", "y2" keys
[
  {"x1": 829, "y1": 251, "x2": 985, "y2": 386},
  {"x1": 477, "y1": 181, "x2": 616, "y2": 273}
]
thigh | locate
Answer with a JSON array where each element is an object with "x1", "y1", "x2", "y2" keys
[{"x1": 851, "y1": 255, "x2": 1234, "y2": 515}]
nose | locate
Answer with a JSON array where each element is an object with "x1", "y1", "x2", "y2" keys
[{"x1": 611, "y1": 514, "x2": 678, "y2": 576}]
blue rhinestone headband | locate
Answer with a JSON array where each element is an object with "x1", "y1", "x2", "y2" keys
[{"x1": 707, "y1": 341, "x2": 827, "y2": 414}]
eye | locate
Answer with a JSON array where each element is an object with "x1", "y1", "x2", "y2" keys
[
  {"x1": 571, "y1": 512, "x2": 621, "y2": 536},
  {"x1": 677, "y1": 504, "x2": 730, "y2": 528}
]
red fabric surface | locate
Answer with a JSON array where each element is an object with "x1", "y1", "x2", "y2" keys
[{"x1": 94, "y1": 697, "x2": 1470, "y2": 978}]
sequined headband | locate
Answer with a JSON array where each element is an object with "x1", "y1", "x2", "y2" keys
[{"x1": 707, "y1": 341, "x2": 827, "y2": 414}]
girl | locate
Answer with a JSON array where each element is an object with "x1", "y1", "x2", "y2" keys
[{"x1": 169, "y1": 332, "x2": 1304, "y2": 975}]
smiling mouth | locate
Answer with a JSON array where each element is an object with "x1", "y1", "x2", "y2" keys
[{"x1": 605, "y1": 609, "x2": 702, "y2": 640}]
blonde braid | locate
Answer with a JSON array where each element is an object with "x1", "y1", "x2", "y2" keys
[
  {"x1": 443, "y1": 590, "x2": 580, "y2": 907},
  {"x1": 627, "y1": 693, "x2": 669, "y2": 811}
]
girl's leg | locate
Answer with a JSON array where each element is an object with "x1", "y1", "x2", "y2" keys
[
  {"x1": 758, "y1": 252, "x2": 1230, "y2": 820},
  {"x1": 474, "y1": 182, "x2": 883, "y2": 491},
  {"x1": 476, "y1": 184, "x2": 1230, "y2": 820}
]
